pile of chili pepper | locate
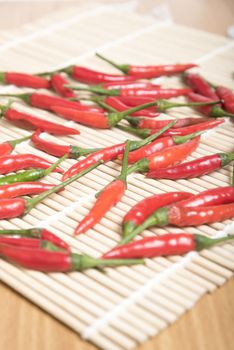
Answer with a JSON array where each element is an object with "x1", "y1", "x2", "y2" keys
[{"x1": 0, "y1": 54, "x2": 234, "y2": 274}]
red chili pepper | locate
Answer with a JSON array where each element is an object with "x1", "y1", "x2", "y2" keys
[
  {"x1": 50, "y1": 73, "x2": 75, "y2": 98},
  {"x1": 103, "y1": 233, "x2": 234, "y2": 259},
  {"x1": 119, "y1": 131, "x2": 202, "y2": 164},
  {"x1": 68, "y1": 83, "x2": 192, "y2": 98},
  {"x1": 0, "y1": 134, "x2": 31, "y2": 156},
  {"x1": 187, "y1": 92, "x2": 234, "y2": 117},
  {"x1": 1, "y1": 107, "x2": 79, "y2": 135},
  {"x1": 0, "y1": 243, "x2": 143, "y2": 272},
  {"x1": 99, "y1": 96, "x2": 160, "y2": 118},
  {"x1": 0, "y1": 236, "x2": 48, "y2": 249},
  {"x1": 0, "y1": 71, "x2": 50, "y2": 89},
  {"x1": 118, "y1": 96, "x2": 156, "y2": 109},
  {"x1": 183, "y1": 72, "x2": 218, "y2": 99},
  {"x1": 216, "y1": 86, "x2": 234, "y2": 114},
  {"x1": 0, "y1": 227, "x2": 70, "y2": 251},
  {"x1": 147, "y1": 152, "x2": 234, "y2": 179},
  {"x1": 0, "y1": 92, "x2": 102, "y2": 113},
  {"x1": 122, "y1": 118, "x2": 223, "y2": 137},
  {"x1": 75, "y1": 140, "x2": 131, "y2": 235},
  {"x1": 175, "y1": 186, "x2": 234, "y2": 208},
  {"x1": 0, "y1": 154, "x2": 64, "y2": 175},
  {"x1": 31, "y1": 130, "x2": 100, "y2": 158},
  {"x1": 102, "y1": 81, "x2": 160, "y2": 90},
  {"x1": 0, "y1": 182, "x2": 56, "y2": 199},
  {"x1": 126, "y1": 116, "x2": 211, "y2": 129},
  {"x1": 0, "y1": 158, "x2": 101, "y2": 220},
  {"x1": 127, "y1": 136, "x2": 200, "y2": 175},
  {"x1": 122, "y1": 192, "x2": 192, "y2": 238},
  {"x1": 62, "y1": 121, "x2": 175, "y2": 180},
  {"x1": 96, "y1": 53, "x2": 197, "y2": 79}
]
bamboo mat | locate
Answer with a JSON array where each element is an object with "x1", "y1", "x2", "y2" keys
[{"x1": 0, "y1": 3, "x2": 234, "y2": 350}]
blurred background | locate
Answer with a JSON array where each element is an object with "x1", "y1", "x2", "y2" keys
[{"x1": 0, "y1": 0, "x2": 233, "y2": 37}]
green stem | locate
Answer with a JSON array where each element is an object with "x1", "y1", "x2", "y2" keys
[
  {"x1": 118, "y1": 140, "x2": 131, "y2": 182},
  {"x1": 210, "y1": 106, "x2": 234, "y2": 118},
  {"x1": 0, "y1": 228, "x2": 42, "y2": 237},
  {"x1": 66, "y1": 84, "x2": 120, "y2": 96},
  {"x1": 70, "y1": 146, "x2": 101, "y2": 158},
  {"x1": 95, "y1": 52, "x2": 130, "y2": 74},
  {"x1": 8, "y1": 134, "x2": 32, "y2": 148},
  {"x1": 157, "y1": 99, "x2": 220, "y2": 112},
  {"x1": 0, "y1": 93, "x2": 31, "y2": 104},
  {"x1": 173, "y1": 129, "x2": 206, "y2": 144},
  {"x1": 25, "y1": 160, "x2": 102, "y2": 215},
  {"x1": 220, "y1": 152, "x2": 234, "y2": 167},
  {"x1": 43, "y1": 154, "x2": 67, "y2": 176},
  {"x1": 71, "y1": 254, "x2": 144, "y2": 270},
  {"x1": 195, "y1": 234, "x2": 234, "y2": 251},
  {"x1": 116, "y1": 125, "x2": 150, "y2": 138}
]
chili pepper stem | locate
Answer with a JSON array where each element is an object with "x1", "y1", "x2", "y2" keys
[
  {"x1": 211, "y1": 105, "x2": 234, "y2": 118},
  {"x1": 157, "y1": 99, "x2": 221, "y2": 112},
  {"x1": 95, "y1": 52, "x2": 129, "y2": 74},
  {"x1": 8, "y1": 134, "x2": 31, "y2": 148},
  {"x1": 195, "y1": 234, "x2": 234, "y2": 251},
  {"x1": 71, "y1": 254, "x2": 144, "y2": 270},
  {"x1": 0, "y1": 228, "x2": 42, "y2": 237},
  {"x1": 220, "y1": 153, "x2": 234, "y2": 167},
  {"x1": 24, "y1": 160, "x2": 102, "y2": 215},
  {"x1": 118, "y1": 140, "x2": 131, "y2": 182},
  {"x1": 0, "y1": 93, "x2": 30, "y2": 104}
]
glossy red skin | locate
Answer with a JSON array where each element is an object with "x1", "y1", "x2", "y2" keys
[
  {"x1": 51, "y1": 106, "x2": 110, "y2": 128},
  {"x1": 29, "y1": 93, "x2": 102, "y2": 112},
  {"x1": 63, "y1": 143, "x2": 125, "y2": 180},
  {"x1": 50, "y1": 74, "x2": 75, "y2": 98},
  {"x1": 0, "y1": 142, "x2": 13, "y2": 156},
  {"x1": 135, "y1": 117, "x2": 212, "y2": 129},
  {"x1": 147, "y1": 154, "x2": 222, "y2": 179},
  {"x1": 216, "y1": 86, "x2": 234, "y2": 113},
  {"x1": 119, "y1": 96, "x2": 156, "y2": 109},
  {"x1": 123, "y1": 192, "x2": 192, "y2": 227},
  {"x1": 32, "y1": 130, "x2": 71, "y2": 157},
  {"x1": 0, "y1": 236, "x2": 42, "y2": 249},
  {"x1": 75, "y1": 180, "x2": 126, "y2": 235},
  {"x1": 119, "y1": 88, "x2": 192, "y2": 98},
  {"x1": 41, "y1": 229, "x2": 70, "y2": 251},
  {"x1": 103, "y1": 233, "x2": 196, "y2": 259},
  {"x1": 104, "y1": 96, "x2": 159, "y2": 118},
  {"x1": 168, "y1": 203, "x2": 234, "y2": 226},
  {"x1": 187, "y1": 92, "x2": 216, "y2": 115},
  {"x1": 184, "y1": 73, "x2": 218, "y2": 99},
  {"x1": 147, "y1": 137, "x2": 200, "y2": 171},
  {"x1": 128, "y1": 63, "x2": 197, "y2": 79},
  {"x1": 0, "y1": 244, "x2": 71, "y2": 271},
  {"x1": 0, "y1": 182, "x2": 54, "y2": 199},
  {"x1": 125, "y1": 136, "x2": 176, "y2": 164},
  {"x1": 142, "y1": 119, "x2": 224, "y2": 137},
  {"x1": 176, "y1": 186, "x2": 234, "y2": 208},
  {"x1": 0, "y1": 154, "x2": 64, "y2": 174},
  {"x1": 71, "y1": 66, "x2": 136, "y2": 84},
  {"x1": 5, "y1": 108, "x2": 79, "y2": 135},
  {"x1": 103, "y1": 81, "x2": 160, "y2": 89},
  {"x1": 0, "y1": 198, "x2": 25, "y2": 219},
  {"x1": 5, "y1": 72, "x2": 50, "y2": 89}
]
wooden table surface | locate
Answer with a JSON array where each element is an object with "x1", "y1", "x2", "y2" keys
[{"x1": 0, "y1": 1, "x2": 233, "y2": 350}]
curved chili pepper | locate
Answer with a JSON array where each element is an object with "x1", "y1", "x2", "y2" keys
[
  {"x1": 0, "y1": 154, "x2": 64, "y2": 175},
  {"x1": 62, "y1": 120, "x2": 175, "y2": 180},
  {"x1": 0, "y1": 236, "x2": 53, "y2": 249},
  {"x1": 127, "y1": 136, "x2": 200, "y2": 175},
  {"x1": 0, "y1": 227, "x2": 70, "y2": 251},
  {"x1": 126, "y1": 116, "x2": 210, "y2": 129},
  {"x1": 0, "y1": 135, "x2": 31, "y2": 156},
  {"x1": 216, "y1": 86, "x2": 234, "y2": 114},
  {"x1": 147, "y1": 152, "x2": 234, "y2": 179},
  {"x1": 122, "y1": 192, "x2": 192, "y2": 238},
  {"x1": 0, "y1": 182, "x2": 56, "y2": 199},
  {"x1": 0, "y1": 154, "x2": 66, "y2": 186},
  {"x1": 0, "y1": 159, "x2": 101, "y2": 220},
  {"x1": 120, "y1": 131, "x2": 202, "y2": 164},
  {"x1": 31, "y1": 130, "x2": 100, "y2": 158},
  {"x1": 183, "y1": 72, "x2": 218, "y2": 99},
  {"x1": 69, "y1": 83, "x2": 192, "y2": 98},
  {"x1": 0, "y1": 71, "x2": 49, "y2": 89},
  {"x1": 121, "y1": 118, "x2": 223, "y2": 138},
  {"x1": 187, "y1": 92, "x2": 234, "y2": 117},
  {"x1": 96, "y1": 53, "x2": 197, "y2": 79},
  {"x1": 50, "y1": 73, "x2": 75, "y2": 98},
  {"x1": 75, "y1": 140, "x2": 131, "y2": 235},
  {"x1": 118, "y1": 96, "x2": 156, "y2": 109},
  {"x1": 103, "y1": 233, "x2": 234, "y2": 259},
  {"x1": 0, "y1": 106, "x2": 79, "y2": 135},
  {"x1": 121, "y1": 203, "x2": 234, "y2": 245},
  {"x1": 0, "y1": 92, "x2": 102, "y2": 113},
  {"x1": 0, "y1": 243, "x2": 143, "y2": 272},
  {"x1": 102, "y1": 81, "x2": 160, "y2": 90},
  {"x1": 99, "y1": 96, "x2": 160, "y2": 118}
]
